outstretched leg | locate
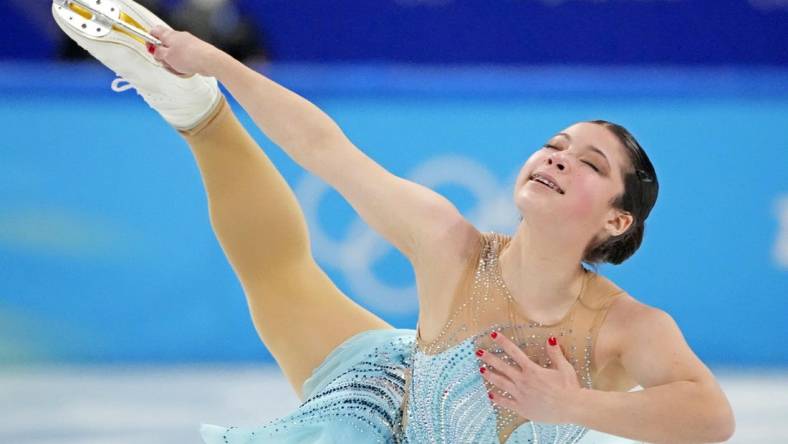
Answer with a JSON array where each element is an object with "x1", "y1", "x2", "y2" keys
[
  {"x1": 50, "y1": 0, "x2": 391, "y2": 399},
  {"x1": 179, "y1": 95, "x2": 392, "y2": 399}
]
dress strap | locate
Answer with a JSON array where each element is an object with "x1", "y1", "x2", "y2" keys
[{"x1": 587, "y1": 288, "x2": 625, "y2": 378}]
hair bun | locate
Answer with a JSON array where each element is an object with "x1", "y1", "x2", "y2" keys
[{"x1": 635, "y1": 169, "x2": 653, "y2": 182}]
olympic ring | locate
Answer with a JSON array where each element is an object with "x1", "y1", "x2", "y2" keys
[{"x1": 294, "y1": 154, "x2": 522, "y2": 315}]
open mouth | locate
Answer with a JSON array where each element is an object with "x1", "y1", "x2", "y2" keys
[{"x1": 528, "y1": 175, "x2": 564, "y2": 194}]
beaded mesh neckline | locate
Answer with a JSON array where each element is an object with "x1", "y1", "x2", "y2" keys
[
  {"x1": 400, "y1": 231, "x2": 624, "y2": 443},
  {"x1": 492, "y1": 239, "x2": 590, "y2": 328},
  {"x1": 414, "y1": 231, "x2": 595, "y2": 355}
]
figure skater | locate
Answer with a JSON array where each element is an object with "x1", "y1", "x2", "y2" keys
[{"x1": 51, "y1": 1, "x2": 735, "y2": 443}]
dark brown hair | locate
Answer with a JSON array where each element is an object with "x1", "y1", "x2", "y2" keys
[{"x1": 581, "y1": 120, "x2": 659, "y2": 267}]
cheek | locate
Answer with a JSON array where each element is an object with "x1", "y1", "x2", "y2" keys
[{"x1": 564, "y1": 180, "x2": 608, "y2": 220}]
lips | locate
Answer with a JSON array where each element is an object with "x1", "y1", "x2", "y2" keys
[{"x1": 528, "y1": 172, "x2": 564, "y2": 194}]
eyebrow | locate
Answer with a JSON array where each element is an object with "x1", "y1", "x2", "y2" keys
[{"x1": 555, "y1": 132, "x2": 611, "y2": 169}]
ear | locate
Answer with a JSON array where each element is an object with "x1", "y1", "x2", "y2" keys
[{"x1": 604, "y1": 208, "x2": 634, "y2": 237}]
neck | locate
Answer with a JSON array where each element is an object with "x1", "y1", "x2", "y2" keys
[{"x1": 498, "y1": 219, "x2": 589, "y2": 324}]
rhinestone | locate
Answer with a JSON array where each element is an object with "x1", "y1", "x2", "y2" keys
[{"x1": 403, "y1": 231, "x2": 618, "y2": 443}]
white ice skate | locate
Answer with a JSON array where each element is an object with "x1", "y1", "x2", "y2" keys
[{"x1": 52, "y1": 0, "x2": 221, "y2": 130}]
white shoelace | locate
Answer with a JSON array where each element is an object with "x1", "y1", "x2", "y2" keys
[
  {"x1": 110, "y1": 77, "x2": 135, "y2": 92},
  {"x1": 110, "y1": 77, "x2": 170, "y2": 107}
]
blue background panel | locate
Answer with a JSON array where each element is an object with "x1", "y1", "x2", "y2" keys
[
  {"x1": 0, "y1": 62, "x2": 787, "y2": 367},
  {"x1": 2, "y1": 1, "x2": 788, "y2": 64}
]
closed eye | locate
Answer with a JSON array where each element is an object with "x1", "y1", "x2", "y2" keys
[
  {"x1": 543, "y1": 144, "x2": 600, "y2": 173},
  {"x1": 583, "y1": 161, "x2": 600, "y2": 172}
]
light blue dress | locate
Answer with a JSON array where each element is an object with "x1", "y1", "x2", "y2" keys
[
  {"x1": 200, "y1": 232, "x2": 643, "y2": 443},
  {"x1": 199, "y1": 328, "x2": 417, "y2": 444},
  {"x1": 199, "y1": 328, "x2": 641, "y2": 444}
]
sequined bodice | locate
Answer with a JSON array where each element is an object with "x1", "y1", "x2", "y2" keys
[{"x1": 398, "y1": 231, "x2": 624, "y2": 444}]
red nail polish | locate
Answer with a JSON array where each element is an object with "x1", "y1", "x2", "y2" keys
[
  {"x1": 147, "y1": 43, "x2": 155, "y2": 54},
  {"x1": 475, "y1": 349, "x2": 485, "y2": 357},
  {"x1": 548, "y1": 336, "x2": 557, "y2": 346},
  {"x1": 488, "y1": 392, "x2": 494, "y2": 399},
  {"x1": 479, "y1": 367, "x2": 486, "y2": 374},
  {"x1": 490, "y1": 331, "x2": 498, "y2": 339}
]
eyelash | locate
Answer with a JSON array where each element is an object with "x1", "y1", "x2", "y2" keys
[{"x1": 543, "y1": 144, "x2": 600, "y2": 172}]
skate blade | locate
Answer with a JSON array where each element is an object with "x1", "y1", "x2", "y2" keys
[{"x1": 52, "y1": 0, "x2": 162, "y2": 47}]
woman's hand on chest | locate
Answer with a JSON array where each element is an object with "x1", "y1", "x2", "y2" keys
[{"x1": 476, "y1": 331, "x2": 583, "y2": 424}]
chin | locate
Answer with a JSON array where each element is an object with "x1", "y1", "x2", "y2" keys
[
  {"x1": 514, "y1": 197, "x2": 551, "y2": 222},
  {"x1": 515, "y1": 192, "x2": 576, "y2": 225}
]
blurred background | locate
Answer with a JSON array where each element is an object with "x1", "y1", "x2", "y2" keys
[{"x1": 1, "y1": 0, "x2": 787, "y2": 443}]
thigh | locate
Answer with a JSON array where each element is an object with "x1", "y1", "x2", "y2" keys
[{"x1": 245, "y1": 255, "x2": 393, "y2": 399}]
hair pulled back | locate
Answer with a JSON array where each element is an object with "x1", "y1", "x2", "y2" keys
[{"x1": 581, "y1": 120, "x2": 659, "y2": 266}]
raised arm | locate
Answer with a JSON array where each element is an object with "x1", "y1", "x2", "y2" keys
[{"x1": 150, "y1": 26, "x2": 478, "y2": 266}]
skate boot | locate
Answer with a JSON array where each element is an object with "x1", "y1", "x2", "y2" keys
[{"x1": 51, "y1": 0, "x2": 221, "y2": 130}]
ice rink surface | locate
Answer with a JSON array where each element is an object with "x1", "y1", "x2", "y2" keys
[{"x1": 1, "y1": 365, "x2": 785, "y2": 443}]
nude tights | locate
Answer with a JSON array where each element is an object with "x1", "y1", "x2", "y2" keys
[{"x1": 179, "y1": 95, "x2": 392, "y2": 399}]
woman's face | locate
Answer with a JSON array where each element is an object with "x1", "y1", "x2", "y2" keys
[{"x1": 513, "y1": 122, "x2": 633, "y2": 241}]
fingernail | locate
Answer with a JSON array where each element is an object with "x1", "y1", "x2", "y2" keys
[
  {"x1": 475, "y1": 349, "x2": 485, "y2": 357},
  {"x1": 479, "y1": 366, "x2": 486, "y2": 374},
  {"x1": 488, "y1": 392, "x2": 494, "y2": 399},
  {"x1": 490, "y1": 331, "x2": 498, "y2": 339},
  {"x1": 147, "y1": 43, "x2": 155, "y2": 54},
  {"x1": 548, "y1": 336, "x2": 557, "y2": 346}
]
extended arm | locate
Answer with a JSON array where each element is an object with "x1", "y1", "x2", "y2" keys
[
  {"x1": 567, "y1": 307, "x2": 736, "y2": 443},
  {"x1": 151, "y1": 26, "x2": 475, "y2": 268}
]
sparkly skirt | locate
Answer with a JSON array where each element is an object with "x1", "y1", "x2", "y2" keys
[{"x1": 199, "y1": 328, "x2": 417, "y2": 444}]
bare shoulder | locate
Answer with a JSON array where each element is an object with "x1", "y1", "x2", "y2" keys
[
  {"x1": 608, "y1": 294, "x2": 680, "y2": 343},
  {"x1": 605, "y1": 292, "x2": 655, "y2": 328},
  {"x1": 600, "y1": 290, "x2": 666, "y2": 356}
]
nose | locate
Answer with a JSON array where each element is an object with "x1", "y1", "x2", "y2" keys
[{"x1": 547, "y1": 154, "x2": 567, "y2": 171}]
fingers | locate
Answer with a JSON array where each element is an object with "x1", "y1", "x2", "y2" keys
[
  {"x1": 149, "y1": 25, "x2": 174, "y2": 43},
  {"x1": 149, "y1": 25, "x2": 164, "y2": 38},
  {"x1": 152, "y1": 44, "x2": 169, "y2": 60},
  {"x1": 151, "y1": 46, "x2": 187, "y2": 76},
  {"x1": 480, "y1": 364, "x2": 519, "y2": 396},
  {"x1": 477, "y1": 345, "x2": 521, "y2": 381},
  {"x1": 544, "y1": 336, "x2": 574, "y2": 372},
  {"x1": 545, "y1": 336, "x2": 560, "y2": 370},
  {"x1": 147, "y1": 27, "x2": 191, "y2": 77},
  {"x1": 490, "y1": 331, "x2": 540, "y2": 373},
  {"x1": 150, "y1": 45, "x2": 171, "y2": 67},
  {"x1": 488, "y1": 390, "x2": 519, "y2": 411}
]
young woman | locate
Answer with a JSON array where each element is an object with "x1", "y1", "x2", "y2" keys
[{"x1": 51, "y1": 1, "x2": 735, "y2": 442}]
